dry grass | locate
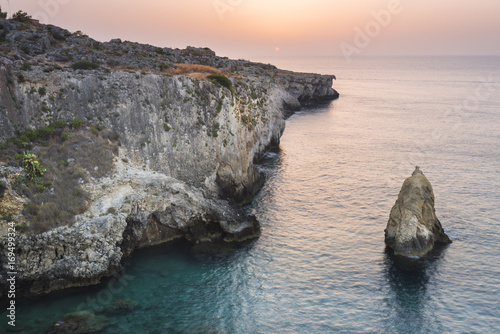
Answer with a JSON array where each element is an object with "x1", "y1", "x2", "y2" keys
[
  {"x1": 7, "y1": 126, "x2": 119, "y2": 234},
  {"x1": 162, "y1": 63, "x2": 238, "y2": 80}
]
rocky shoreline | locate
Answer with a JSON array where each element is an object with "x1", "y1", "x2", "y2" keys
[{"x1": 0, "y1": 19, "x2": 338, "y2": 297}]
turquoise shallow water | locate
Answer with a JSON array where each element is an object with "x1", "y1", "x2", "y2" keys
[{"x1": 2, "y1": 57, "x2": 500, "y2": 333}]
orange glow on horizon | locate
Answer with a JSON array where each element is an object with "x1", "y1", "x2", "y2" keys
[{"x1": 4, "y1": 0, "x2": 500, "y2": 58}]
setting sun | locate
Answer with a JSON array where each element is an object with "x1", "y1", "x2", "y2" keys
[{"x1": 2, "y1": 0, "x2": 499, "y2": 58}]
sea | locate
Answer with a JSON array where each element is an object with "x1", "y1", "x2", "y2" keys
[{"x1": 2, "y1": 56, "x2": 500, "y2": 333}]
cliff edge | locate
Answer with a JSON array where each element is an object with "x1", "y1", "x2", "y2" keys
[{"x1": 0, "y1": 19, "x2": 338, "y2": 296}]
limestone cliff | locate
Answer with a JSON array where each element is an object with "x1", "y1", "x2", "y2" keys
[
  {"x1": 0, "y1": 19, "x2": 338, "y2": 296},
  {"x1": 385, "y1": 167, "x2": 452, "y2": 257}
]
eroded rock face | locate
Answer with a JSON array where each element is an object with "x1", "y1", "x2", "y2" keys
[
  {"x1": 0, "y1": 167, "x2": 26, "y2": 226},
  {"x1": 0, "y1": 20, "x2": 338, "y2": 297},
  {"x1": 385, "y1": 167, "x2": 452, "y2": 257}
]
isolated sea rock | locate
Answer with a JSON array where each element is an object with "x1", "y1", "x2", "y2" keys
[{"x1": 385, "y1": 167, "x2": 452, "y2": 257}]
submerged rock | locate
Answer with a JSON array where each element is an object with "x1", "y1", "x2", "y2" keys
[
  {"x1": 46, "y1": 310, "x2": 109, "y2": 334},
  {"x1": 101, "y1": 299, "x2": 136, "y2": 315},
  {"x1": 385, "y1": 167, "x2": 452, "y2": 257}
]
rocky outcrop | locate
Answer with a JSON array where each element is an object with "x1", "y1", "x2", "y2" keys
[
  {"x1": 0, "y1": 20, "x2": 338, "y2": 296},
  {"x1": 385, "y1": 167, "x2": 452, "y2": 257},
  {"x1": 0, "y1": 166, "x2": 260, "y2": 296},
  {"x1": 0, "y1": 166, "x2": 26, "y2": 222},
  {"x1": 276, "y1": 70, "x2": 339, "y2": 103}
]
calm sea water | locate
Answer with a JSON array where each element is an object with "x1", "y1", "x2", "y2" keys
[{"x1": 3, "y1": 57, "x2": 500, "y2": 333}]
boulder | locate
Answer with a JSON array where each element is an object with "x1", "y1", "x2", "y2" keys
[{"x1": 385, "y1": 167, "x2": 452, "y2": 257}]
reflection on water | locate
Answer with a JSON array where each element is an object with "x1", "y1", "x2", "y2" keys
[
  {"x1": 383, "y1": 245, "x2": 449, "y2": 333},
  {"x1": 2, "y1": 57, "x2": 500, "y2": 333}
]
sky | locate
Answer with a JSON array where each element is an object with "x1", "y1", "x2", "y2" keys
[{"x1": 1, "y1": 0, "x2": 500, "y2": 60}]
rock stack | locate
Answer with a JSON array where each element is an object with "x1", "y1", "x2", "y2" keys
[{"x1": 385, "y1": 167, "x2": 452, "y2": 257}]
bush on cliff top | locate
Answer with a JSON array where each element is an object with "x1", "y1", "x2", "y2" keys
[
  {"x1": 71, "y1": 60, "x2": 99, "y2": 70},
  {"x1": 207, "y1": 74, "x2": 232, "y2": 91},
  {"x1": 0, "y1": 6, "x2": 7, "y2": 19},
  {"x1": 12, "y1": 11, "x2": 32, "y2": 23}
]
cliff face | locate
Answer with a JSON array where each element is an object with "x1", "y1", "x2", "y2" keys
[{"x1": 0, "y1": 19, "x2": 338, "y2": 296}]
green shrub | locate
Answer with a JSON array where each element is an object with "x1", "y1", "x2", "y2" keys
[
  {"x1": 207, "y1": 74, "x2": 232, "y2": 91},
  {"x1": 216, "y1": 100, "x2": 223, "y2": 114},
  {"x1": 22, "y1": 151, "x2": 46, "y2": 180},
  {"x1": 12, "y1": 11, "x2": 31, "y2": 23},
  {"x1": 163, "y1": 123, "x2": 171, "y2": 131},
  {"x1": 70, "y1": 118, "x2": 85, "y2": 129},
  {"x1": 0, "y1": 6, "x2": 7, "y2": 19},
  {"x1": 23, "y1": 129, "x2": 37, "y2": 141},
  {"x1": 61, "y1": 131, "x2": 73, "y2": 140},
  {"x1": 10, "y1": 135, "x2": 31, "y2": 148},
  {"x1": 16, "y1": 223, "x2": 28, "y2": 232},
  {"x1": 212, "y1": 122, "x2": 220, "y2": 137},
  {"x1": 107, "y1": 207, "x2": 116, "y2": 215},
  {"x1": 73, "y1": 188, "x2": 83, "y2": 197},
  {"x1": 0, "y1": 181, "x2": 5, "y2": 198},
  {"x1": 0, "y1": 214, "x2": 12, "y2": 222},
  {"x1": 21, "y1": 62, "x2": 31, "y2": 71},
  {"x1": 41, "y1": 103, "x2": 51, "y2": 113},
  {"x1": 70, "y1": 60, "x2": 99, "y2": 70},
  {"x1": 51, "y1": 120, "x2": 67, "y2": 128},
  {"x1": 38, "y1": 87, "x2": 46, "y2": 96},
  {"x1": 35, "y1": 126, "x2": 55, "y2": 138},
  {"x1": 90, "y1": 123, "x2": 105, "y2": 133}
]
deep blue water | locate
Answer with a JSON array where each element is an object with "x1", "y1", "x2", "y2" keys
[{"x1": 3, "y1": 57, "x2": 500, "y2": 333}]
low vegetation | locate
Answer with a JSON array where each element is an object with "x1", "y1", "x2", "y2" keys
[
  {"x1": 164, "y1": 63, "x2": 222, "y2": 76},
  {"x1": 0, "y1": 7, "x2": 7, "y2": 19},
  {"x1": 11, "y1": 11, "x2": 31, "y2": 23},
  {"x1": 162, "y1": 64, "x2": 237, "y2": 83},
  {"x1": 207, "y1": 74, "x2": 233, "y2": 91},
  {"x1": 21, "y1": 151, "x2": 46, "y2": 180},
  {"x1": 71, "y1": 60, "x2": 100, "y2": 70},
  {"x1": 0, "y1": 181, "x2": 5, "y2": 198},
  {"x1": 0, "y1": 120, "x2": 119, "y2": 234}
]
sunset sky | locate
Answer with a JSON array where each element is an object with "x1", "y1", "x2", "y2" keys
[{"x1": 2, "y1": 0, "x2": 500, "y2": 59}]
